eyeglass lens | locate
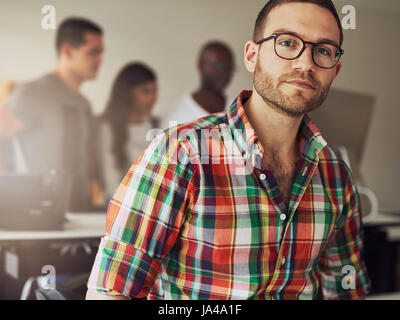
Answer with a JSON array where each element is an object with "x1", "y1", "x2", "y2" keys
[{"x1": 275, "y1": 34, "x2": 341, "y2": 68}]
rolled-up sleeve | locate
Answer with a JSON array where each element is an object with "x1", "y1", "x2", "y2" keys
[
  {"x1": 87, "y1": 131, "x2": 195, "y2": 298},
  {"x1": 318, "y1": 162, "x2": 371, "y2": 300}
]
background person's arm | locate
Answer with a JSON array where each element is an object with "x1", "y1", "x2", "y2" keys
[{"x1": 85, "y1": 289, "x2": 130, "y2": 300}]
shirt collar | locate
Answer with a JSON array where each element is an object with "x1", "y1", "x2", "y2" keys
[{"x1": 226, "y1": 90, "x2": 327, "y2": 168}]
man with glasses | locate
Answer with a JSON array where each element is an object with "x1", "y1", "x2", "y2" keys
[{"x1": 86, "y1": 0, "x2": 370, "y2": 300}]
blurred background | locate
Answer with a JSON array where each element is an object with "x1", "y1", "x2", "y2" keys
[{"x1": 0, "y1": 0, "x2": 399, "y2": 300}]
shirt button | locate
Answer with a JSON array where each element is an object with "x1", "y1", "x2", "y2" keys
[
  {"x1": 281, "y1": 257, "x2": 286, "y2": 265},
  {"x1": 260, "y1": 173, "x2": 266, "y2": 180},
  {"x1": 280, "y1": 213, "x2": 286, "y2": 221},
  {"x1": 271, "y1": 297, "x2": 275, "y2": 300}
]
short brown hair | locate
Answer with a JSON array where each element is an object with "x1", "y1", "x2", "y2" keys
[
  {"x1": 56, "y1": 17, "x2": 103, "y2": 54},
  {"x1": 253, "y1": 0, "x2": 343, "y2": 46}
]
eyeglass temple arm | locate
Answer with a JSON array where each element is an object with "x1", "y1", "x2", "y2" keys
[{"x1": 255, "y1": 35, "x2": 275, "y2": 45}]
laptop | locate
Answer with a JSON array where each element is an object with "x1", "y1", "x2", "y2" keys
[{"x1": 0, "y1": 170, "x2": 71, "y2": 230}]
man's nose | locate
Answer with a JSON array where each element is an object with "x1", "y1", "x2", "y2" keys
[{"x1": 291, "y1": 45, "x2": 315, "y2": 72}]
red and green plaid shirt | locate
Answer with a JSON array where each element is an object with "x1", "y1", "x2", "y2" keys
[{"x1": 87, "y1": 90, "x2": 370, "y2": 300}]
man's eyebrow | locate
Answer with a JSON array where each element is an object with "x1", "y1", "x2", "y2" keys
[{"x1": 272, "y1": 28, "x2": 340, "y2": 47}]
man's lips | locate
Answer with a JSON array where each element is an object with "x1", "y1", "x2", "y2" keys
[{"x1": 286, "y1": 79, "x2": 315, "y2": 90}]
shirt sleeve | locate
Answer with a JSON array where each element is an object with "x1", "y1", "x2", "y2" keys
[
  {"x1": 87, "y1": 131, "x2": 195, "y2": 298},
  {"x1": 318, "y1": 162, "x2": 371, "y2": 300}
]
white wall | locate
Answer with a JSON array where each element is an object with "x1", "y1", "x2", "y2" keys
[
  {"x1": 333, "y1": 1, "x2": 400, "y2": 212},
  {"x1": 0, "y1": 0, "x2": 263, "y2": 115},
  {"x1": 0, "y1": 0, "x2": 399, "y2": 211}
]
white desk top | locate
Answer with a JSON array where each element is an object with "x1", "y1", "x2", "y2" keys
[
  {"x1": 367, "y1": 292, "x2": 400, "y2": 300},
  {"x1": 0, "y1": 212, "x2": 106, "y2": 241},
  {"x1": 365, "y1": 212, "x2": 400, "y2": 242},
  {"x1": 365, "y1": 212, "x2": 400, "y2": 226},
  {"x1": 0, "y1": 212, "x2": 399, "y2": 242}
]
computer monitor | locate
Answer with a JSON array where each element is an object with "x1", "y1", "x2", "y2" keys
[{"x1": 310, "y1": 88, "x2": 375, "y2": 183}]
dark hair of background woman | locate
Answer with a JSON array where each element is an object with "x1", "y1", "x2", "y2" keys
[{"x1": 100, "y1": 62, "x2": 158, "y2": 175}]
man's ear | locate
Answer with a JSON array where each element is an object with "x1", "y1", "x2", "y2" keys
[
  {"x1": 332, "y1": 61, "x2": 342, "y2": 81},
  {"x1": 59, "y1": 43, "x2": 73, "y2": 60},
  {"x1": 243, "y1": 40, "x2": 258, "y2": 73}
]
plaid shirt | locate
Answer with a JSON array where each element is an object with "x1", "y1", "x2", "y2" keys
[{"x1": 87, "y1": 90, "x2": 370, "y2": 300}]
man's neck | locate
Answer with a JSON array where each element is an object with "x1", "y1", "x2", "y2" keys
[
  {"x1": 192, "y1": 87, "x2": 226, "y2": 114},
  {"x1": 243, "y1": 90, "x2": 303, "y2": 161},
  {"x1": 53, "y1": 65, "x2": 83, "y2": 93}
]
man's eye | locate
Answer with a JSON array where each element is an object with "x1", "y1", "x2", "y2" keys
[
  {"x1": 279, "y1": 40, "x2": 295, "y2": 47},
  {"x1": 317, "y1": 47, "x2": 331, "y2": 57}
]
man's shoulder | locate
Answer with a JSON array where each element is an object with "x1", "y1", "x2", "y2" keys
[
  {"x1": 318, "y1": 145, "x2": 354, "y2": 184},
  {"x1": 9, "y1": 73, "x2": 90, "y2": 109},
  {"x1": 174, "y1": 93, "x2": 195, "y2": 107},
  {"x1": 6, "y1": 74, "x2": 57, "y2": 104},
  {"x1": 319, "y1": 145, "x2": 347, "y2": 165},
  {"x1": 5, "y1": 76, "x2": 47, "y2": 114},
  {"x1": 17, "y1": 73, "x2": 55, "y2": 91},
  {"x1": 164, "y1": 93, "x2": 206, "y2": 124}
]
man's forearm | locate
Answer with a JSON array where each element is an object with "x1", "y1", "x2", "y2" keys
[{"x1": 85, "y1": 289, "x2": 130, "y2": 300}]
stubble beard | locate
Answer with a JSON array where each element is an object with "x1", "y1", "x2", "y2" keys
[{"x1": 253, "y1": 58, "x2": 331, "y2": 118}]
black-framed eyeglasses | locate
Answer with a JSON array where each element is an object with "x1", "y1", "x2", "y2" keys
[{"x1": 256, "y1": 33, "x2": 344, "y2": 69}]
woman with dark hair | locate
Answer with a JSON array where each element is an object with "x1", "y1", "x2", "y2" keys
[{"x1": 97, "y1": 62, "x2": 159, "y2": 201}]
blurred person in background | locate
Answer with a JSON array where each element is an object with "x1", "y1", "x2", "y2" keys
[
  {"x1": 97, "y1": 62, "x2": 159, "y2": 203},
  {"x1": 161, "y1": 41, "x2": 234, "y2": 129},
  {"x1": 4, "y1": 17, "x2": 104, "y2": 212}
]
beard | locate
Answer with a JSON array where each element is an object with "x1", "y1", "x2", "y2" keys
[{"x1": 253, "y1": 58, "x2": 331, "y2": 118}]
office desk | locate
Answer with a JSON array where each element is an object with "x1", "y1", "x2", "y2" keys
[
  {"x1": 1, "y1": 211, "x2": 398, "y2": 299},
  {"x1": 0, "y1": 212, "x2": 106, "y2": 243},
  {"x1": 365, "y1": 212, "x2": 400, "y2": 241},
  {"x1": 0, "y1": 212, "x2": 106, "y2": 299},
  {"x1": 367, "y1": 292, "x2": 400, "y2": 300}
]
